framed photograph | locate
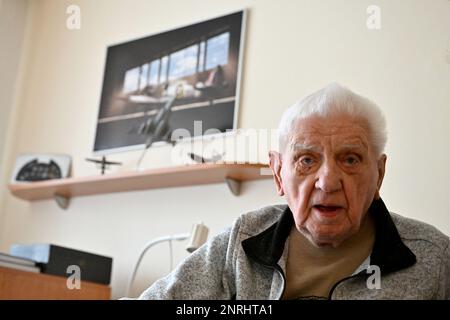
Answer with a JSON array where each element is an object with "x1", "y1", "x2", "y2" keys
[{"x1": 93, "y1": 10, "x2": 247, "y2": 154}]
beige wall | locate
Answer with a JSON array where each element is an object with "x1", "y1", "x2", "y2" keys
[
  {"x1": 0, "y1": 0, "x2": 29, "y2": 247},
  {"x1": 0, "y1": 0, "x2": 28, "y2": 193},
  {"x1": 1, "y1": 0, "x2": 449, "y2": 299},
  {"x1": 0, "y1": 0, "x2": 28, "y2": 167}
]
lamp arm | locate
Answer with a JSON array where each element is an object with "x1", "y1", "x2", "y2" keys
[{"x1": 126, "y1": 233, "x2": 190, "y2": 297}]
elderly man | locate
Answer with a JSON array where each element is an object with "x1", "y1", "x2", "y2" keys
[{"x1": 137, "y1": 83, "x2": 449, "y2": 300}]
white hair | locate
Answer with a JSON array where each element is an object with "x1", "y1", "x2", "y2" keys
[{"x1": 278, "y1": 83, "x2": 387, "y2": 156}]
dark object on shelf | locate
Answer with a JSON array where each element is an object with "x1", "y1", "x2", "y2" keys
[
  {"x1": 11, "y1": 154, "x2": 72, "y2": 183},
  {"x1": 10, "y1": 244, "x2": 113, "y2": 285},
  {"x1": 85, "y1": 156, "x2": 122, "y2": 175},
  {"x1": 16, "y1": 159, "x2": 61, "y2": 181}
]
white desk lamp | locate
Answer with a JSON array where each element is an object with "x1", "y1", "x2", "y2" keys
[{"x1": 126, "y1": 222, "x2": 209, "y2": 297}]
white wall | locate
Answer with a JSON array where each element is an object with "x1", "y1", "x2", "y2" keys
[{"x1": 0, "y1": 0, "x2": 449, "y2": 299}]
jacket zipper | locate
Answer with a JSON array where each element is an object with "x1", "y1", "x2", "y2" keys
[
  {"x1": 328, "y1": 272, "x2": 367, "y2": 300},
  {"x1": 245, "y1": 251, "x2": 287, "y2": 299},
  {"x1": 256, "y1": 261, "x2": 287, "y2": 300}
]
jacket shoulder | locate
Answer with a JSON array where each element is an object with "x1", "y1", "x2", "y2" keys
[
  {"x1": 237, "y1": 204, "x2": 287, "y2": 236},
  {"x1": 390, "y1": 212, "x2": 449, "y2": 251}
]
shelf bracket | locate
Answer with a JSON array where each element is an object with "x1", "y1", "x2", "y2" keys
[
  {"x1": 54, "y1": 193, "x2": 70, "y2": 210},
  {"x1": 225, "y1": 177, "x2": 241, "y2": 196}
]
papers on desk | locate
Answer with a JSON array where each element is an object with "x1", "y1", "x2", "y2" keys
[{"x1": 0, "y1": 252, "x2": 40, "y2": 273}]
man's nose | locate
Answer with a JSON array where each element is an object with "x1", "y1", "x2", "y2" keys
[{"x1": 314, "y1": 159, "x2": 343, "y2": 193}]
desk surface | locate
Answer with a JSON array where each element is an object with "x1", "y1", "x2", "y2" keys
[{"x1": 0, "y1": 266, "x2": 111, "y2": 300}]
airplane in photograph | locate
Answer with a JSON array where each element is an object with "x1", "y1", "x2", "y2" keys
[
  {"x1": 134, "y1": 95, "x2": 177, "y2": 150},
  {"x1": 127, "y1": 69, "x2": 229, "y2": 168},
  {"x1": 130, "y1": 94, "x2": 177, "y2": 168}
]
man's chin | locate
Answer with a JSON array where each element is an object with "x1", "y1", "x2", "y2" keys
[
  {"x1": 306, "y1": 231, "x2": 349, "y2": 248},
  {"x1": 314, "y1": 238, "x2": 344, "y2": 248},
  {"x1": 298, "y1": 224, "x2": 352, "y2": 248}
]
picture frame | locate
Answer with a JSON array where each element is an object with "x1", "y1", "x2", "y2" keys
[{"x1": 93, "y1": 10, "x2": 247, "y2": 154}]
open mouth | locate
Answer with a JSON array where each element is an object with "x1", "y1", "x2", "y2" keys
[
  {"x1": 314, "y1": 205, "x2": 342, "y2": 211},
  {"x1": 313, "y1": 205, "x2": 343, "y2": 216}
]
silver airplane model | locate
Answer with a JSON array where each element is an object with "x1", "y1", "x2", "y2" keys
[{"x1": 188, "y1": 151, "x2": 225, "y2": 164}]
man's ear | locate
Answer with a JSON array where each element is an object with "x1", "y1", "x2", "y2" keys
[
  {"x1": 374, "y1": 154, "x2": 387, "y2": 199},
  {"x1": 269, "y1": 151, "x2": 284, "y2": 196}
]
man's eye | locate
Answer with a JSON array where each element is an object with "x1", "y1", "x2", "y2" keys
[
  {"x1": 300, "y1": 156, "x2": 315, "y2": 167},
  {"x1": 343, "y1": 155, "x2": 359, "y2": 166}
]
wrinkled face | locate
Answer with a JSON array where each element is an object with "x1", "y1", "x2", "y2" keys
[{"x1": 270, "y1": 114, "x2": 386, "y2": 248}]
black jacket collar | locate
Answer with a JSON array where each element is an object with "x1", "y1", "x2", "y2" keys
[{"x1": 242, "y1": 198, "x2": 416, "y2": 275}]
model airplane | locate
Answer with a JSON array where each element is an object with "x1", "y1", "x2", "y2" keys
[
  {"x1": 85, "y1": 156, "x2": 122, "y2": 175},
  {"x1": 188, "y1": 151, "x2": 225, "y2": 164}
]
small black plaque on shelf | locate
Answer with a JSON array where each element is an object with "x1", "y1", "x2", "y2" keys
[{"x1": 10, "y1": 153, "x2": 72, "y2": 183}]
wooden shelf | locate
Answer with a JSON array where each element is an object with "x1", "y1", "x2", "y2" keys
[{"x1": 8, "y1": 163, "x2": 272, "y2": 208}]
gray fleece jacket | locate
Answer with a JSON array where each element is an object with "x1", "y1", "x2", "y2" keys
[{"x1": 138, "y1": 199, "x2": 449, "y2": 300}]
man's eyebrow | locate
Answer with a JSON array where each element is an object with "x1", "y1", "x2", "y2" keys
[
  {"x1": 292, "y1": 143, "x2": 321, "y2": 152},
  {"x1": 338, "y1": 143, "x2": 368, "y2": 151}
]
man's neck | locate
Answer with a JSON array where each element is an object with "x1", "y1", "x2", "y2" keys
[{"x1": 283, "y1": 213, "x2": 375, "y2": 299}]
